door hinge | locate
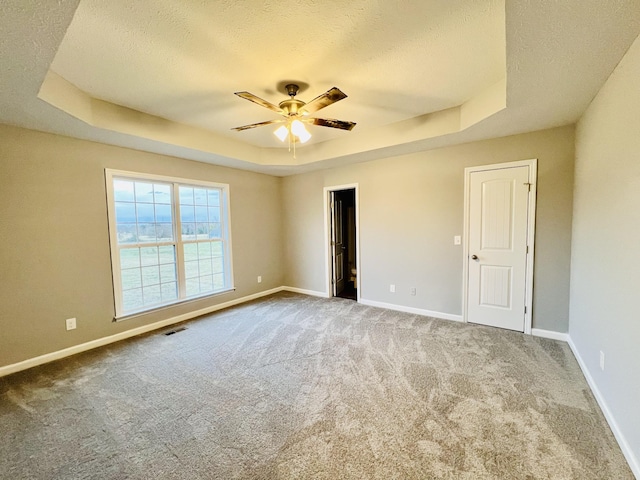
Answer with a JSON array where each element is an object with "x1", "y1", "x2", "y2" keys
[
  {"x1": 524, "y1": 182, "x2": 533, "y2": 191},
  {"x1": 526, "y1": 245, "x2": 529, "y2": 254},
  {"x1": 524, "y1": 306, "x2": 527, "y2": 314}
]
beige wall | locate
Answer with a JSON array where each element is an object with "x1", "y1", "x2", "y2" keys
[
  {"x1": 0, "y1": 125, "x2": 283, "y2": 367},
  {"x1": 282, "y1": 126, "x2": 575, "y2": 332},
  {"x1": 571, "y1": 33, "x2": 640, "y2": 469},
  {"x1": 0, "y1": 122, "x2": 575, "y2": 369}
]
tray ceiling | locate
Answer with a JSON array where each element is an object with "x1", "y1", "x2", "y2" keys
[{"x1": 1, "y1": 0, "x2": 639, "y2": 175}]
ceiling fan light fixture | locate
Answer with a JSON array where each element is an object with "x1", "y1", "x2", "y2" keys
[
  {"x1": 297, "y1": 129, "x2": 311, "y2": 144},
  {"x1": 291, "y1": 120, "x2": 311, "y2": 143},
  {"x1": 274, "y1": 125, "x2": 289, "y2": 142}
]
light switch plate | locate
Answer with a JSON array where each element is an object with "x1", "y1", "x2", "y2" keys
[{"x1": 454, "y1": 235, "x2": 461, "y2": 245}]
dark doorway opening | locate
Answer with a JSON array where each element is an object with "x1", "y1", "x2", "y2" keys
[{"x1": 331, "y1": 188, "x2": 357, "y2": 300}]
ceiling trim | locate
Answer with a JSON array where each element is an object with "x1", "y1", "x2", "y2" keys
[{"x1": 39, "y1": 70, "x2": 506, "y2": 168}]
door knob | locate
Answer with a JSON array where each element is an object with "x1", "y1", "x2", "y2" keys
[{"x1": 471, "y1": 255, "x2": 479, "y2": 260}]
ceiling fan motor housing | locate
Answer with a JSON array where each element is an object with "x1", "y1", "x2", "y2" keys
[
  {"x1": 279, "y1": 98, "x2": 305, "y2": 115},
  {"x1": 280, "y1": 84, "x2": 304, "y2": 115}
]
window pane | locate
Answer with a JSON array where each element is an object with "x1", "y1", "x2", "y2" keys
[
  {"x1": 198, "y1": 242, "x2": 212, "y2": 259},
  {"x1": 186, "y1": 278, "x2": 200, "y2": 297},
  {"x1": 207, "y1": 189, "x2": 220, "y2": 206},
  {"x1": 213, "y1": 256, "x2": 224, "y2": 274},
  {"x1": 200, "y1": 275, "x2": 214, "y2": 291},
  {"x1": 158, "y1": 246, "x2": 175, "y2": 264},
  {"x1": 195, "y1": 206, "x2": 208, "y2": 223},
  {"x1": 153, "y1": 184, "x2": 171, "y2": 204},
  {"x1": 184, "y1": 260, "x2": 199, "y2": 279},
  {"x1": 141, "y1": 265, "x2": 160, "y2": 286},
  {"x1": 143, "y1": 285, "x2": 162, "y2": 305},
  {"x1": 161, "y1": 282, "x2": 177, "y2": 302},
  {"x1": 160, "y1": 263, "x2": 176, "y2": 283},
  {"x1": 135, "y1": 182, "x2": 154, "y2": 203},
  {"x1": 184, "y1": 243, "x2": 198, "y2": 261},
  {"x1": 123, "y1": 288, "x2": 144, "y2": 312},
  {"x1": 156, "y1": 223, "x2": 173, "y2": 242},
  {"x1": 181, "y1": 223, "x2": 196, "y2": 241},
  {"x1": 180, "y1": 206, "x2": 195, "y2": 223},
  {"x1": 137, "y1": 223, "x2": 157, "y2": 243},
  {"x1": 117, "y1": 224, "x2": 138, "y2": 244},
  {"x1": 120, "y1": 248, "x2": 140, "y2": 269},
  {"x1": 213, "y1": 274, "x2": 225, "y2": 289},
  {"x1": 196, "y1": 223, "x2": 209, "y2": 239},
  {"x1": 211, "y1": 241, "x2": 223, "y2": 256},
  {"x1": 136, "y1": 203, "x2": 155, "y2": 223},
  {"x1": 208, "y1": 223, "x2": 221, "y2": 238},
  {"x1": 115, "y1": 202, "x2": 136, "y2": 223},
  {"x1": 155, "y1": 204, "x2": 172, "y2": 223},
  {"x1": 114, "y1": 180, "x2": 135, "y2": 202},
  {"x1": 140, "y1": 247, "x2": 158, "y2": 266},
  {"x1": 179, "y1": 187, "x2": 194, "y2": 205},
  {"x1": 199, "y1": 259, "x2": 212, "y2": 276},
  {"x1": 121, "y1": 268, "x2": 142, "y2": 290},
  {"x1": 208, "y1": 207, "x2": 220, "y2": 223},
  {"x1": 194, "y1": 188, "x2": 207, "y2": 205}
]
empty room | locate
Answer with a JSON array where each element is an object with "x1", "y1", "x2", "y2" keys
[{"x1": 1, "y1": 1, "x2": 639, "y2": 478}]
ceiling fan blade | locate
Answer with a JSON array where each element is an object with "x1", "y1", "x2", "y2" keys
[
  {"x1": 234, "y1": 92, "x2": 284, "y2": 114},
  {"x1": 300, "y1": 87, "x2": 347, "y2": 115},
  {"x1": 306, "y1": 117, "x2": 356, "y2": 131},
  {"x1": 231, "y1": 119, "x2": 284, "y2": 131}
]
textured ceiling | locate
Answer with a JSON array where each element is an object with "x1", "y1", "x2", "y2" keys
[
  {"x1": 50, "y1": 0, "x2": 505, "y2": 148},
  {"x1": 1, "y1": 0, "x2": 640, "y2": 175}
]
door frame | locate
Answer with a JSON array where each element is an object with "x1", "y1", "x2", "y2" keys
[
  {"x1": 462, "y1": 159, "x2": 537, "y2": 334},
  {"x1": 324, "y1": 184, "x2": 361, "y2": 301}
]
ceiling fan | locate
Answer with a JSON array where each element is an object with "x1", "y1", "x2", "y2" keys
[{"x1": 231, "y1": 84, "x2": 356, "y2": 147}]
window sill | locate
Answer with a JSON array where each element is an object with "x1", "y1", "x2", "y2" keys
[{"x1": 113, "y1": 287, "x2": 236, "y2": 322}]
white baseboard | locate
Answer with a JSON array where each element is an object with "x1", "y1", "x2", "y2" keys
[
  {"x1": 0, "y1": 287, "x2": 283, "y2": 378},
  {"x1": 567, "y1": 337, "x2": 639, "y2": 478},
  {"x1": 531, "y1": 328, "x2": 570, "y2": 342},
  {"x1": 525, "y1": 327, "x2": 638, "y2": 476},
  {"x1": 358, "y1": 298, "x2": 463, "y2": 322},
  {"x1": 281, "y1": 286, "x2": 330, "y2": 298}
]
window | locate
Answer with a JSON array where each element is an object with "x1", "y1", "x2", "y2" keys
[{"x1": 105, "y1": 170, "x2": 233, "y2": 319}]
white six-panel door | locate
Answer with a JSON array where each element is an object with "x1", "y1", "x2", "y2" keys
[{"x1": 467, "y1": 164, "x2": 532, "y2": 332}]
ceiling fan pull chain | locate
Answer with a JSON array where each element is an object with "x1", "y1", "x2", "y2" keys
[{"x1": 293, "y1": 132, "x2": 297, "y2": 159}]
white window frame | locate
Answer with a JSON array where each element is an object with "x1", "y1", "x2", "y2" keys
[{"x1": 105, "y1": 169, "x2": 234, "y2": 320}]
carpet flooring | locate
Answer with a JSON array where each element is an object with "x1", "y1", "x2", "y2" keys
[{"x1": 0, "y1": 292, "x2": 632, "y2": 479}]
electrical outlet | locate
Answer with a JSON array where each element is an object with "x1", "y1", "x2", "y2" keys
[
  {"x1": 65, "y1": 318, "x2": 76, "y2": 331},
  {"x1": 410, "y1": 287, "x2": 416, "y2": 296},
  {"x1": 454, "y1": 235, "x2": 461, "y2": 245},
  {"x1": 257, "y1": 276, "x2": 262, "y2": 283},
  {"x1": 389, "y1": 284, "x2": 396, "y2": 293},
  {"x1": 599, "y1": 351, "x2": 605, "y2": 371}
]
